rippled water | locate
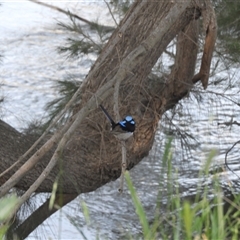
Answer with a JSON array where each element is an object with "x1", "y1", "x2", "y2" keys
[{"x1": 1, "y1": 1, "x2": 240, "y2": 239}]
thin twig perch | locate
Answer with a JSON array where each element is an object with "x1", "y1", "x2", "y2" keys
[{"x1": 119, "y1": 140, "x2": 127, "y2": 193}]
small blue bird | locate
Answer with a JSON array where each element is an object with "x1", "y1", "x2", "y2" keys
[{"x1": 100, "y1": 104, "x2": 135, "y2": 140}]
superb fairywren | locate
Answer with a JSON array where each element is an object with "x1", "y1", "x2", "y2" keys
[{"x1": 100, "y1": 104, "x2": 135, "y2": 140}]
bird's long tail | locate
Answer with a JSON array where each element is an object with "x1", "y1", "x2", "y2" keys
[{"x1": 99, "y1": 104, "x2": 116, "y2": 128}]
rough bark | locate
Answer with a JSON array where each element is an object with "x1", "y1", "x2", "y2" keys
[{"x1": 0, "y1": 0, "x2": 215, "y2": 198}]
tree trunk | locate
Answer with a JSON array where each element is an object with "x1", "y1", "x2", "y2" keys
[
  {"x1": 0, "y1": 0, "x2": 215, "y2": 198},
  {"x1": 0, "y1": 0, "x2": 218, "y2": 238}
]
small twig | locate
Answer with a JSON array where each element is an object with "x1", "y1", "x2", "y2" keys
[
  {"x1": 104, "y1": 0, "x2": 119, "y2": 27},
  {"x1": 218, "y1": 120, "x2": 240, "y2": 127},
  {"x1": 225, "y1": 140, "x2": 240, "y2": 179},
  {"x1": 28, "y1": 0, "x2": 93, "y2": 26},
  {"x1": 76, "y1": 23, "x2": 102, "y2": 51},
  {"x1": 113, "y1": 77, "x2": 121, "y2": 121},
  {"x1": 223, "y1": 195, "x2": 240, "y2": 212},
  {"x1": 119, "y1": 140, "x2": 127, "y2": 193},
  {"x1": 113, "y1": 40, "x2": 122, "y2": 120}
]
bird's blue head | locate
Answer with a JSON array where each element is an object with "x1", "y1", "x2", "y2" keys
[{"x1": 118, "y1": 116, "x2": 135, "y2": 132}]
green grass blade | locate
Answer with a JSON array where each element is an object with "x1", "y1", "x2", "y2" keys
[
  {"x1": 125, "y1": 171, "x2": 151, "y2": 239},
  {"x1": 0, "y1": 194, "x2": 18, "y2": 222}
]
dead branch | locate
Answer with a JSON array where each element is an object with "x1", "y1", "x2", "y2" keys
[
  {"x1": 192, "y1": 0, "x2": 217, "y2": 89},
  {"x1": 28, "y1": 0, "x2": 93, "y2": 26}
]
